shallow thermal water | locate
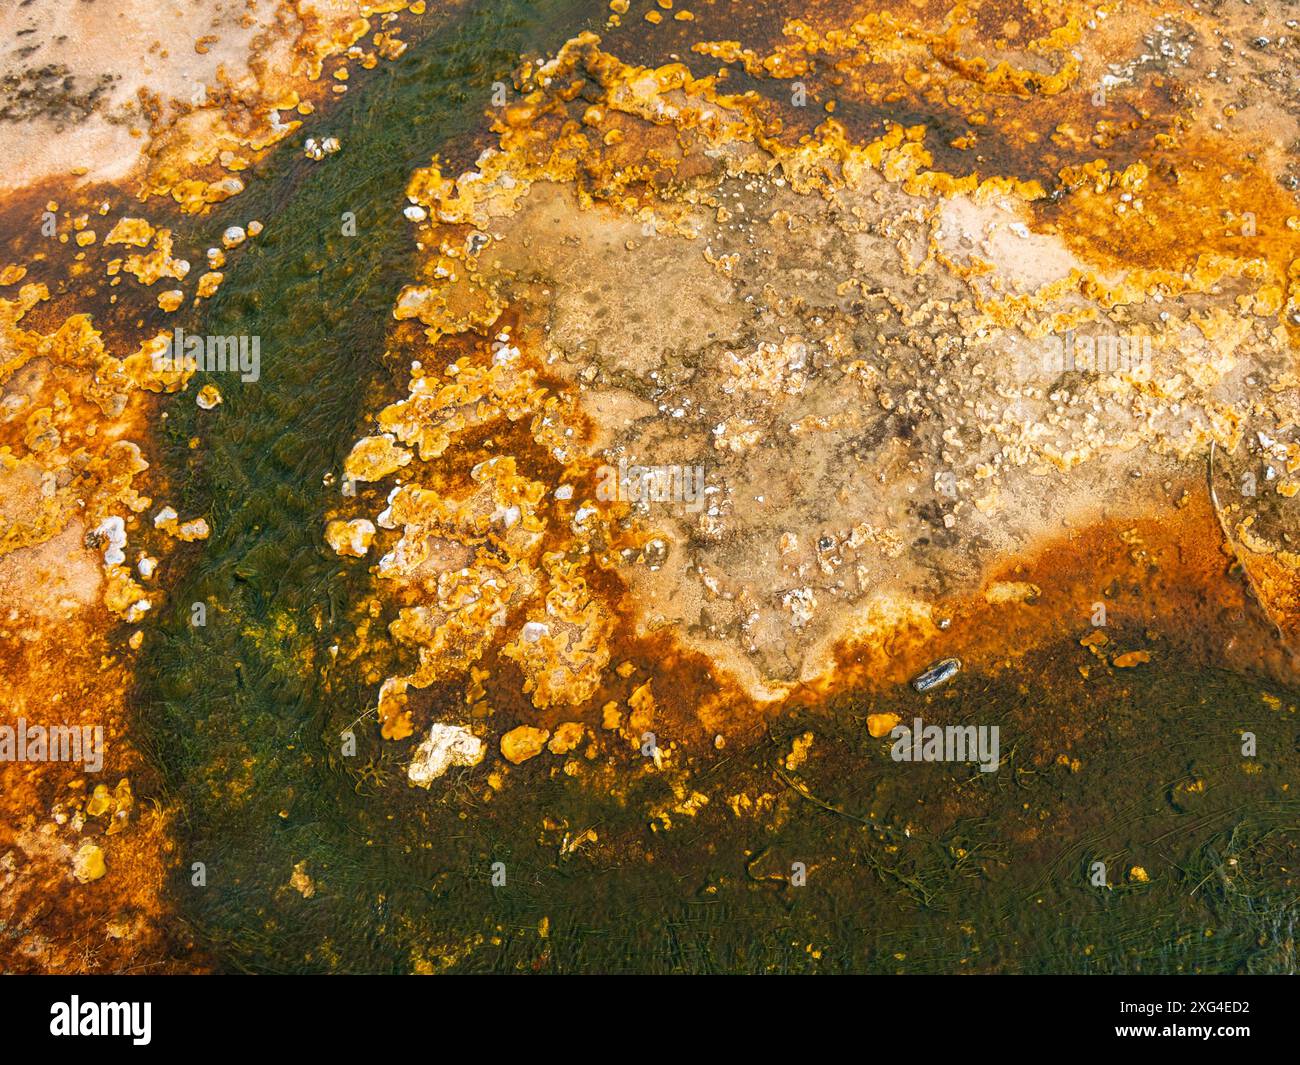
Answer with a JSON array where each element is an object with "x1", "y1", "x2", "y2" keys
[{"x1": 2, "y1": 0, "x2": 1299, "y2": 974}]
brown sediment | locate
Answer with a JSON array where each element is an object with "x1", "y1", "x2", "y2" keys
[{"x1": 823, "y1": 487, "x2": 1297, "y2": 697}]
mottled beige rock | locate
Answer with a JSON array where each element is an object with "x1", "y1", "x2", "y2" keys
[
  {"x1": 72, "y1": 842, "x2": 106, "y2": 883},
  {"x1": 344, "y1": 434, "x2": 412, "y2": 482},
  {"x1": 867, "y1": 713, "x2": 900, "y2": 739},
  {"x1": 408, "y1": 723, "x2": 485, "y2": 787},
  {"x1": 290, "y1": 860, "x2": 315, "y2": 898},
  {"x1": 547, "y1": 722, "x2": 586, "y2": 755},
  {"x1": 325, "y1": 518, "x2": 376, "y2": 558},
  {"x1": 501, "y1": 726, "x2": 549, "y2": 765}
]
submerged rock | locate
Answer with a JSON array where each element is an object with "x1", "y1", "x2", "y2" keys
[
  {"x1": 72, "y1": 842, "x2": 106, "y2": 884},
  {"x1": 867, "y1": 712, "x2": 901, "y2": 739},
  {"x1": 407, "y1": 723, "x2": 485, "y2": 787},
  {"x1": 196, "y1": 384, "x2": 223, "y2": 410},
  {"x1": 547, "y1": 722, "x2": 585, "y2": 755},
  {"x1": 501, "y1": 725, "x2": 549, "y2": 765},
  {"x1": 325, "y1": 518, "x2": 375, "y2": 558},
  {"x1": 911, "y1": 657, "x2": 962, "y2": 693},
  {"x1": 290, "y1": 860, "x2": 315, "y2": 898}
]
